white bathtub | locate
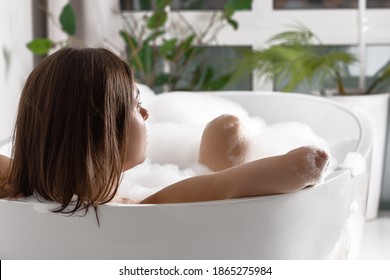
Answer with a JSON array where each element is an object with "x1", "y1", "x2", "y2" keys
[{"x1": 0, "y1": 92, "x2": 372, "y2": 259}]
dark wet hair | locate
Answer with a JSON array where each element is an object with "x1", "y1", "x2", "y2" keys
[{"x1": 0, "y1": 48, "x2": 135, "y2": 217}]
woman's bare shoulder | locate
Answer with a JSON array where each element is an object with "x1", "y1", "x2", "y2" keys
[
  {"x1": 0, "y1": 155, "x2": 12, "y2": 196},
  {"x1": 0, "y1": 154, "x2": 11, "y2": 172}
]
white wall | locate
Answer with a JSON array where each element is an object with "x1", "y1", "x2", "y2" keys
[
  {"x1": 70, "y1": 0, "x2": 123, "y2": 50},
  {"x1": 0, "y1": 0, "x2": 122, "y2": 142},
  {"x1": 0, "y1": 0, "x2": 112, "y2": 142},
  {"x1": 0, "y1": 0, "x2": 34, "y2": 141}
]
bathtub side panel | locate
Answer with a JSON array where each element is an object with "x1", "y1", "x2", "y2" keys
[{"x1": 0, "y1": 172, "x2": 365, "y2": 260}]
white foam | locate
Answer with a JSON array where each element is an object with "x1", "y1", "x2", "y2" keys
[
  {"x1": 147, "y1": 92, "x2": 251, "y2": 127},
  {"x1": 303, "y1": 148, "x2": 321, "y2": 183},
  {"x1": 246, "y1": 122, "x2": 330, "y2": 161},
  {"x1": 305, "y1": 147, "x2": 330, "y2": 185},
  {"x1": 117, "y1": 159, "x2": 210, "y2": 203},
  {"x1": 135, "y1": 83, "x2": 155, "y2": 109},
  {"x1": 339, "y1": 152, "x2": 366, "y2": 176},
  {"x1": 115, "y1": 90, "x2": 337, "y2": 202},
  {"x1": 146, "y1": 122, "x2": 203, "y2": 168},
  {"x1": 144, "y1": 92, "x2": 264, "y2": 169}
]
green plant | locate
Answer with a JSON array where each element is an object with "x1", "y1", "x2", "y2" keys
[
  {"x1": 240, "y1": 25, "x2": 390, "y2": 95},
  {"x1": 26, "y1": 0, "x2": 253, "y2": 93},
  {"x1": 27, "y1": 3, "x2": 78, "y2": 54},
  {"x1": 119, "y1": 0, "x2": 252, "y2": 92}
]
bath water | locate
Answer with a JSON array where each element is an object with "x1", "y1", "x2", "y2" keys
[{"x1": 117, "y1": 88, "x2": 338, "y2": 202}]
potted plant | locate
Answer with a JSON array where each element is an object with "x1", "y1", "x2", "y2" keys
[
  {"x1": 26, "y1": 0, "x2": 253, "y2": 93},
  {"x1": 239, "y1": 25, "x2": 390, "y2": 219},
  {"x1": 117, "y1": 0, "x2": 253, "y2": 92}
]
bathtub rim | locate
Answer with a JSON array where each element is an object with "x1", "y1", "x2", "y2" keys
[
  {"x1": 0, "y1": 170, "x2": 362, "y2": 210},
  {"x1": 0, "y1": 172, "x2": 349, "y2": 209}
]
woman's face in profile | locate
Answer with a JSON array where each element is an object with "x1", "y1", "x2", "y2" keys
[{"x1": 123, "y1": 88, "x2": 149, "y2": 171}]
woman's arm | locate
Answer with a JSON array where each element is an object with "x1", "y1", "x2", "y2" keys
[{"x1": 140, "y1": 147, "x2": 328, "y2": 204}]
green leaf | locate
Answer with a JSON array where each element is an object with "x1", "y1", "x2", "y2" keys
[
  {"x1": 157, "y1": 0, "x2": 172, "y2": 10},
  {"x1": 59, "y1": 3, "x2": 76, "y2": 35},
  {"x1": 267, "y1": 26, "x2": 317, "y2": 45},
  {"x1": 119, "y1": 30, "x2": 138, "y2": 50},
  {"x1": 155, "y1": 73, "x2": 171, "y2": 86},
  {"x1": 147, "y1": 11, "x2": 167, "y2": 29},
  {"x1": 26, "y1": 39, "x2": 53, "y2": 55},
  {"x1": 164, "y1": 35, "x2": 196, "y2": 62},
  {"x1": 367, "y1": 63, "x2": 390, "y2": 94},
  {"x1": 208, "y1": 74, "x2": 232, "y2": 90},
  {"x1": 159, "y1": 39, "x2": 177, "y2": 58},
  {"x1": 182, "y1": 46, "x2": 195, "y2": 64},
  {"x1": 119, "y1": 30, "x2": 146, "y2": 72},
  {"x1": 198, "y1": 67, "x2": 214, "y2": 89},
  {"x1": 144, "y1": 30, "x2": 166, "y2": 43},
  {"x1": 178, "y1": 34, "x2": 196, "y2": 55},
  {"x1": 224, "y1": 0, "x2": 252, "y2": 18},
  {"x1": 224, "y1": 0, "x2": 252, "y2": 10},
  {"x1": 191, "y1": 65, "x2": 203, "y2": 87},
  {"x1": 139, "y1": 44, "x2": 154, "y2": 74},
  {"x1": 226, "y1": 17, "x2": 238, "y2": 30}
]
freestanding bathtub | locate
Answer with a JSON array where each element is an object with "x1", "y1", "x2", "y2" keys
[{"x1": 0, "y1": 92, "x2": 372, "y2": 259}]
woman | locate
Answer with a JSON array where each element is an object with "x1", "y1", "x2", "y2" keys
[{"x1": 0, "y1": 48, "x2": 329, "y2": 215}]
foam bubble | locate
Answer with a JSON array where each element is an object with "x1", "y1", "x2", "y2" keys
[
  {"x1": 135, "y1": 82, "x2": 155, "y2": 109},
  {"x1": 115, "y1": 92, "x2": 338, "y2": 202},
  {"x1": 117, "y1": 159, "x2": 199, "y2": 203},
  {"x1": 304, "y1": 148, "x2": 320, "y2": 182},
  {"x1": 147, "y1": 92, "x2": 250, "y2": 127},
  {"x1": 146, "y1": 122, "x2": 203, "y2": 168},
  {"x1": 306, "y1": 148, "x2": 330, "y2": 184},
  {"x1": 247, "y1": 122, "x2": 330, "y2": 161},
  {"x1": 339, "y1": 152, "x2": 366, "y2": 176}
]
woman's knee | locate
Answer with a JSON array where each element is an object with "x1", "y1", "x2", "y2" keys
[{"x1": 199, "y1": 114, "x2": 249, "y2": 171}]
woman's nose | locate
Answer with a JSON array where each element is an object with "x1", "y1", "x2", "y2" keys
[{"x1": 141, "y1": 106, "x2": 149, "y2": 120}]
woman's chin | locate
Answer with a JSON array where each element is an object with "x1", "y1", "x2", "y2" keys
[{"x1": 123, "y1": 156, "x2": 146, "y2": 171}]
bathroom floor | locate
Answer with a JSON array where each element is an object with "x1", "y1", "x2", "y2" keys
[{"x1": 359, "y1": 211, "x2": 390, "y2": 259}]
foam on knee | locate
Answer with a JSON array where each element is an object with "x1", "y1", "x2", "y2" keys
[{"x1": 292, "y1": 146, "x2": 330, "y2": 185}]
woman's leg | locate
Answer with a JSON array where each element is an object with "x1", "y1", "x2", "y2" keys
[
  {"x1": 198, "y1": 114, "x2": 329, "y2": 188},
  {"x1": 199, "y1": 114, "x2": 249, "y2": 171},
  {"x1": 141, "y1": 115, "x2": 330, "y2": 204}
]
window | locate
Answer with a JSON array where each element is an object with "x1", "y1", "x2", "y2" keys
[
  {"x1": 274, "y1": 0, "x2": 390, "y2": 9},
  {"x1": 120, "y1": 0, "x2": 235, "y2": 11}
]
